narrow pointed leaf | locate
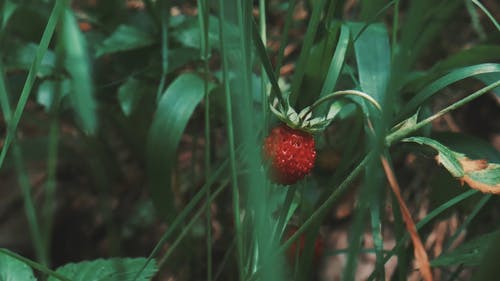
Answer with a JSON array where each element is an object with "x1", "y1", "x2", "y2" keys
[
  {"x1": 350, "y1": 22, "x2": 391, "y2": 105},
  {"x1": 61, "y1": 8, "x2": 97, "y2": 134},
  {"x1": 147, "y1": 73, "x2": 212, "y2": 221},
  {"x1": 401, "y1": 63, "x2": 500, "y2": 118},
  {"x1": 431, "y1": 231, "x2": 500, "y2": 267}
]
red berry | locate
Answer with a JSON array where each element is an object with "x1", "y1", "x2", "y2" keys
[
  {"x1": 263, "y1": 124, "x2": 316, "y2": 185},
  {"x1": 284, "y1": 226, "x2": 324, "y2": 265}
]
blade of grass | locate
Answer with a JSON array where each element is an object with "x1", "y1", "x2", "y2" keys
[
  {"x1": 158, "y1": 180, "x2": 229, "y2": 267},
  {"x1": 61, "y1": 7, "x2": 96, "y2": 134},
  {"x1": 0, "y1": 63, "x2": 47, "y2": 266},
  {"x1": 443, "y1": 194, "x2": 492, "y2": 252},
  {"x1": 318, "y1": 24, "x2": 350, "y2": 100},
  {"x1": 391, "y1": 0, "x2": 400, "y2": 54},
  {"x1": 472, "y1": 0, "x2": 500, "y2": 31},
  {"x1": 366, "y1": 189, "x2": 479, "y2": 281},
  {"x1": 133, "y1": 159, "x2": 229, "y2": 281},
  {"x1": 289, "y1": 0, "x2": 327, "y2": 105},
  {"x1": 197, "y1": 0, "x2": 212, "y2": 280},
  {"x1": 465, "y1": 0, "x2": 486, "y2": 39},
  {"x1": 399, "y1": 63, "x2": 500, "y2": 119},
  {"x1": 248, "y1": 152, "x2": 373, "y2": 281},
  {"x1": 155, "y1": 0, "x2": 169, "y2": 102},
  {"x1": 275, "y1": 185, "x2": 297, "y2": 238},
  {"x1": 369, "y1": 181, "x2": 385, "y2": 280},
  {"x1": 380, "y1": 155, "x2": 433, "y2": 281},
  {"x1": 252, "y1": 19, "x2": 285, "y2": 107},
  {"x1": 387, "y1": 79, "x2": 500, "y2": 145},
  {"x1": 0, "y1": 0, "x2": 65, "y2": 170},
  {"x1": 273, "y1": 0, "x2": 297, "y2": 77},
  {"x1": 217, "y1": 2, "x2": 244, "y2": 279},
  {"x1": 259, "y1": 0, "x2": 269, "y2": 134}
]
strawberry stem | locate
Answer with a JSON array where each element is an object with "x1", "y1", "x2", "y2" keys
[{"x1": 301, "y1": 90, "x2": 382, "y2": 122}]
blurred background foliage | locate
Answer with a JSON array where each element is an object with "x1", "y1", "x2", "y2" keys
[{"x1": 0, "y1": 0, "x2": 499, "y2": 280}]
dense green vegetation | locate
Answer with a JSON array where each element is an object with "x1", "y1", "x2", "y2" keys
[{"x1": 0, "y1": 0, "x2": 499, "y2": 280}]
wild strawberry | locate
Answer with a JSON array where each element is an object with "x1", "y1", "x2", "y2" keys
[
  {"x1": 284, "y1": 226, "x2": 324, "y2": 265},
  {"x1": 263, "y1": 124, "x2": 316, "y2": 185}
]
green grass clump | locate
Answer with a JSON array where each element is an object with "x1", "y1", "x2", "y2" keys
[{"x1": 0, "y1": 0, "x2": 499, "y2": 280}]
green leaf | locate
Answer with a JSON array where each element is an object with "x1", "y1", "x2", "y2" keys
[
  {"x1": 36, "y1": 79, "x2": 70, "y2": 112},
  {"x1": 432, "y1": 132, "x2": 500, "y2": 163},
  {"x1": 476, "y1": 72, "x2": 500, "y2": 99},
  {"x1": 147, "y1": 73, "x2": 212, "y2": 221},
  {"x1": 171, "y1": 15, "x2": 221, "y2": 50},
  {"x1": 60, "y1": 8, "x2": 97, "y2": 134},
  {"x1": 1, "y1": 0, "x2": 17, "y2": 31},
  {"x1": 350, "y1": 22, "x2": 391, "y2": 105},
  {"x1": 96, "y1": 25, "x2": 155, "y2": 57},
  {"x1": 403, "y1": 136, "x2": 500, "y2": 193},
  {"x1": 48, "y1": 258, "x2": 158, "y2": 281},
  {"x1": 471, "y1": 231, "x2": 500, "y2": 281},
  {"x1": 403, "y1": 136, "x2": 465, "y2": 177},
  {"x1": 318, "y1": 24, "x2": 350, "y2": 99},
  {"x1": 117, "y1": 78, "x2": 154, "y2": 116},
  {"x1": 3, "y1": 42, "x2": 55, "y2": 76},
  {"x1": 400, "y1": 63, "x2": 500, "y2": 118},
  {"x1": 431, "y1": 231, "x2": 500, "y2": 267},
  {"x1": 0, "y1": 250, "x2": 37, "y2": 281}
]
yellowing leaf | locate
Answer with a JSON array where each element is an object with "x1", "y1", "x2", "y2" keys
[{"x1": 404, "y1": 137, "x2": 500, "y2": 194}]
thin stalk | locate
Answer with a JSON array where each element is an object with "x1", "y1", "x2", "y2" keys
[
  {"x1": 0, "y1": 0, "x2": 65, "y2": 169},
  {"x1": 391, "y1": 0, "x2": 399, "y2": 53},
  {"x1": 282, "y1": 153, "x2": 370, "y2": 250},
  {"x1": 197, "y1": 0, "x2": 212, "y2": 279},
  {"x1": 274, "y1": 0, "x2": 297, "y2": 77},
  {"x1": 132, "y1": 159, "x2": 229, "y2": 281},
  {"x1": 275, "y1": 185, "x2": 297, "y2": 238},
  {"x1": 387, "y1": 80, "x2": 500, "y2": 145},
  {"x1": 303, "y1": 89, "x2": 381, "y2": 118},
  {"x1": 156, "y1": 0, "x2": 169, "y2": 102},
  {"x1": 289, "y1": 0, "x2": 327, "y2": 104},
  {"x1": 42, "y1": 107, "x2": 59, "y2": 266},
  {"x1": 0, "y1": 63, "x2": 47, "y2": 266},
  {"x1": 366, "y1": 189, "x2": 479, "y2": 281},
  {"x1": 159, "y1": 180, "x2": 229, "y2": 267},
  {"x1": 247, "y1": 152, "x2": 372, "y2": 281},
  {"x1": 217, "y1": 1, "x2": 244, "y2": 279},
  {"x1": 443, "y1": 194, "x2": 491, "y2": 252},
  {"x1": 252, "y1": 19, "x2": 285, "y2": 107},
  {"x1": 472, "y1": 0, "x2": 500, "y2": 30},
  {"x1": 259, "y1": 0, "x2": 268, "y2": 134}
]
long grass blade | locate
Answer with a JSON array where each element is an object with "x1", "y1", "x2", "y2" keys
[{"x1": 0, "y1": 0, "x2": 65, "y2": 170}]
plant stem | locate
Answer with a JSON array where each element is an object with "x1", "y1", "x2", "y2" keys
[
  {"x1": 387, "y1": 80, "x2": 500, "y2": 145},
  {"x1": 0, "y1": 0, "x2": 65, "y2": 169},
  {"x1": 247, "y1": 152, "x2": 372, "y2": 281}
]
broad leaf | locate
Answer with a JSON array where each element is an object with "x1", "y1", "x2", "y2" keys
[
  {"x1": 350, "y1": 22, "x2": 391, "y2": 106},
  {"x1": 96, "y1": 25, "x2": 155, "y2": 57},
  {"x1": 147, "y1": 73, "x2": 213, "y2": 221},
  {"x1": 48, "y1": 258, "x2": 158, "y2": 281},
  {"x1": 0, "y1": 250, "x2": 37, "y2": 281},
  {"x1": 403, "y1": 136, "x2": 500, "y2": 194}
]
